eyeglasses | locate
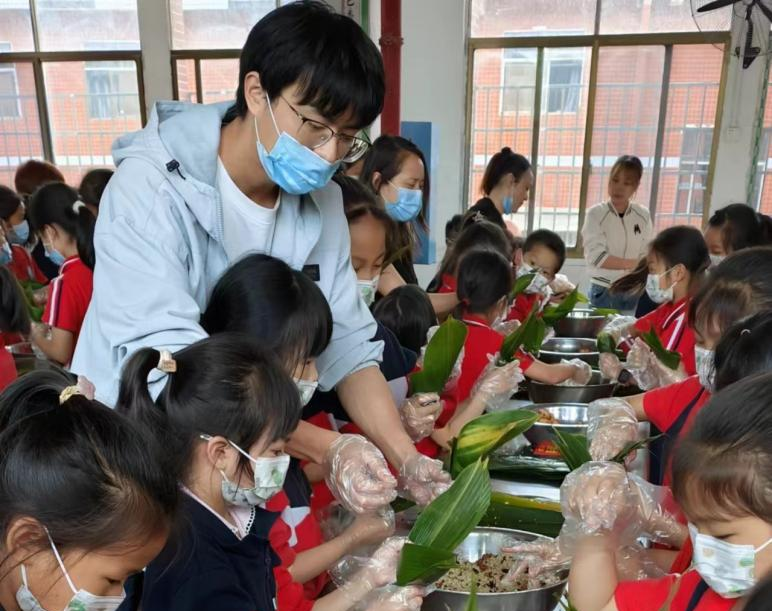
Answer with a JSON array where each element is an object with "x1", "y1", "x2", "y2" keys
[{"x1": 280, "y1": 96, "x2": 370, "y2": 163}]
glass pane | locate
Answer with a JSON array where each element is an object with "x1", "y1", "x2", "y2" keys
[
  {"x1": 587, "y1": 46, "x2": 664, "y2": 217},
  {"x1": 468, "y1": 47, "x2": 537, "y2": 236},
  {"x1": 170, "y1": 0, "x2": 276, "y2": 50},
  {"x1": 470, "y1": 0, "x2": 596, "y2": 38},
  {"x1": 43, "y1": 61, "x2": 141, "y2": 183},
  {"x1": 0, "y1": 1, "x2": 34, "y2": 52},
  {"x1": 174, "y1": 58, "x2": 197, "y2": 103},
  {"x1": 533, "y1": 47, "x2": 591, "y2": 247},
  {"x1": 201, "y1": 58, "x2": 239, "y2": 104},
  {"x1": 35, "y1": 0, "x2": 139, "y2": 52},
  {"x1": 0, "y1": 61, "x2": 44, "y2": 186},
  {"x1": 751, "y1": 81, "x2": 772, "y2": 215},
  {"x1": 655, "y1": 44, "x2": 724, "y2": 230},
  {"x1": 600, "y1": 0, "x2": 731, "y2": 34}
]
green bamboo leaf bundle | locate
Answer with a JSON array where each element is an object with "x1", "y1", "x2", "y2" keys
[
  {"x1": 396, "y1": 459, "x2": 491, "y2": 586},
  {"x1": 450, "y1": 409, "x2": 539, "y2": 477},
  {"x1": 552, "y1": 428, "x2": 593, "y2": 472},
  {"x1": 498, "y1": 305, "x2": 545, "y2": 365},
  {"x1": 466, "y1": 576, "x2": 478, "y2": 611},
  {"x1": 541, "y1": 288, "x2": 582, "y2": 326},
  {"x1": 641, "y1": 328, "x2": 681, "y2": 370},
  {"x1": 410, "y1": 317, "x2": 468, "y2": 393},
  {"x1": 480, "y1": 491, "x2": 564, "y2": 539},
  {"x1": 596, "y1": 332, "x2": 617, "y2": 354},
  {"x1": 510, "y1": 273, "x2": 536, "y2": 299}
]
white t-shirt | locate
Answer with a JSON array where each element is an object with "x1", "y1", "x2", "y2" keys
[{"x1": 216, "y1": 157, "x2": 279, "y2": 261}]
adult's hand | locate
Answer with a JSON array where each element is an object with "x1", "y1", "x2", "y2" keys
[{"x1": 397, "y1": 453, "x2": 452, "y2": 506}]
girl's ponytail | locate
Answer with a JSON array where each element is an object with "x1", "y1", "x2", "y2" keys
[
  {"x1": 72, "y1": 200, "x2": 96, "y2": 270},
  {"x1": 610, "y1": 257, "x2": 648, "y2": 296}
]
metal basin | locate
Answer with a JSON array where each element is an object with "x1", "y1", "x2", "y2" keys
[
  {"x1": 523, "y1": 403, "x2": 588, "y2": 448},
  {"x1": 6, "y1": 342, "x2": 50, "y2": 376},
  {"x1": 538, "y1": 337, "x2": 599, "y2": 367},
  {"x1": 553, "y1": 310, "x2": 608, "y2": 338},
  {"x1": 528, "y1": 371, "x2": 614, "y2": 404},
  {"x1": 423, "y1": 527, "x2": 567, "y2": 611}
]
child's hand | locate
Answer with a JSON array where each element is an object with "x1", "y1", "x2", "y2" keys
[
  {"x1": 502, "y1": 538, "x2": 569, "y2": 586},
  {"x1": 397, "y1": 453, "x2": 452, "y2": 506},
  {"x1": 346, "y1": 510, "x2": 396, "y2": 548},
  {"x1": 599, "y1": 352, "x2": 623, "y2": 382},
  {"x1": 472, "y1": 358, "x2": 524, "y2": 411},
  {"x1": 366, "y1": 536, "x2": 406, "y2": 588},
  {"x1": 493, "y1": 318, "x2": 520, "y2": 336},
  {"x1": 567, "y1": 359, "x2": 593, "y2": 385},
  {"x1": 400, "y1": 393, "x2": 443, "y2": 442},
  {"x1": 587, "y1": 398, "x2": 639, "y2": 462},
  {"x1": 32, "y1": 288, "x2": 48, "y2": 307},
  {"x1": 362, "y1": 586, "x2": 426, "y2": 611},
  {"x1": 601, "y1": 315, "x2": 637, "y2": 344}
]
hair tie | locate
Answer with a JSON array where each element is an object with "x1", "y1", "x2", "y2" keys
[
  {"x1": 72, "y1": 200, "x2": 86, "y2": 214},
  {"x1": 157, "y1": 350, "x2": 177, "y2": 373},
  {"x1": 741, "y1": 328, "x2": 751, "y2": 336},
  {"x1": 58, "y1": 376, "x2": 95, "y2": 405}
]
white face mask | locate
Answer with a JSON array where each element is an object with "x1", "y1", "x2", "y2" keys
[
  {"x1": 357, "y1": 275, "x2": 380, "y2": 307},
  {"x1": 295, "y1": 378, "x2": 318, "y2": 407},
  {"x1": 17, "y1": 534, "x2": 126, "y2": 611},
  {"x1": 202, "y1": 435, "x2": 290, "y2": 507},
  {"x1": 516, "y1": 265, "x2": 550, "y2": 295},
  {"x1": 689, "y1": 524, "x2": 772, "y2": 598},
  {"x1": 695, "y1": 345, "x2": 715, "y2": 390},
  {"x1": 709, "y1": 253, "x2": 725, "y2": 267},
  {"x1": 645, "y1": 270, "x2": 675, "y2": 304}
]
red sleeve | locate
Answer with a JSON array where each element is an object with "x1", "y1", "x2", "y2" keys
[
  {"x1": 642, "y1": 377, "x2": 700, "y2": 432},
  {"x1": 675, "y1": 326, "x2": 696, "y2": 376},
  {"x1": 614, "y1": 575, "x2": 676, "y2": 611},
  {"x1": 43, "y1": 274, "x2": 87, "y2": 335},
  {"x1": 634, "y1": 304, "x2": 666, "y2": 333},
  {"x1": 515, "y1": 350, "x2": 534, "y2": 373},
  {"x1": 271, "y1": 514, "x2": 314, "y2": 611},
  {"x1": 452, "y1": 329, "x2": 504, "y2": 405},
  {"x1": 507, "y1": 294, "x2": 538, "y2": 323},
  {"x1": 0, "y1": 350, "x2": 17, "y2": 393}
]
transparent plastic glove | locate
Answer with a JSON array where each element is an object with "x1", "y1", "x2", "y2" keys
[
  {"x1": 493, "y1": 318, "x2": 520, "y2": 336},
  {"x1": 549, "y1": 273, "x2": 576, "y2": 296},
  {"x1": 541, "y1": 326, "x2": 556, "y2": 344},
  {"x1": 648, "y1": 357, "x2": 688, "y2": 388},
  {"x1": 471, "y1": 357, "x2": 524, "y2": 412},
  {"x1": 344, "y1": 508, "x2": 397, "y2": 549},
  {"x1": 397, "y1": 453, "x2": 452, "y2": 506},
  {"x1": 559, "y1": 358, "x2": 592, "y2": 386},
  {"x1": 361, "y1": 586, "x2": 427, "y2": 611},
  {"x1": 615, "y1": 544, "x2": 667, "y2": 581},
  {"x1": 587, "y1": 398, "x2": 639, "y2": 462},
  {"x1": 400, "y1": 393, "x2": 443, "y2": 442},
  {"x1": 626, "y1": 472, "x2": 685, "y2": 548},
  {"x1": 602, "y1": 315, "x2": 637, "y2": 344},
  {"x1": 324, "y1": 435, "x2": 398, "y2": 514},
  {"x1": 559, "y1": 462, "x2": 642, "y2": 554},
  {"x1": 625, "y1": 339, "x2": 660, "y2": 391},
  {"x1": 333, "y1": 537, "x2": 407, "y2": 602},
  {"x1": 502, "y1": 538, "x2": 569, "y2": 584},
  {"x1": 599, "y1": 352, "x2": 623, "y2": 382}
]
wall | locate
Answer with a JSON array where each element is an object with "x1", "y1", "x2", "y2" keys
[{"x1": 400, "y1": 0, "x2": 467, "y2": 287}]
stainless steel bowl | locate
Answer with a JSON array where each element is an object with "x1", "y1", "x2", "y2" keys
[
  {"x1": 423, "y1": 527, "x2": 567, "y2": 611},
  {"x1": 528, "y1": 371, "x2": 614, "y2": 404},
  {"x1": 523, "y1": 403, "x2": 588, "y2": 448},
  {"x1": 538, "y1": 337, "x2": 599, "y2": 367},
  {"x1": 553, "y1": 310, "x2": 608, "y2": 338},
  {"x1": 6, "y1": 342, "x2": 49, "y2": 376}
]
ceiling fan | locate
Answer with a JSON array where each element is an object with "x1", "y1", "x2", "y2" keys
[{"x1": 695, "y1": 0, "x2": 772, "y2": 68}]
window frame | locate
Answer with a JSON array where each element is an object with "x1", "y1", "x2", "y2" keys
[{"x1": 0, "y1": 42, "x2": 22, "y2": 119}]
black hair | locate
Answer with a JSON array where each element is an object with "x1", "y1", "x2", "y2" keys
[
  {"x1": 445, "y1": 214, "x2": 463, "y2": 247},
  {"x1": 0, "y1": 185, "x2": 23, "y2": 222},
  {"x1": 480, "y1": 147, "x2": 531, "y2": 195},
  {"x1": 224, "y1": 1, "x2": 384, "y2": 129},
  {"x1": 201, "y1": 254, "x2": 332, "y2": 372},
  {"x1": 523, "y1": 229, "x2": 566, "y2": 272},
  {"x1": 360, "y1": 136, "x2": 430, "y2": 228},
  {"x1": 0, "y1": 268, "x2": 30, "y2": 337},
  {"x1": 117, "y1": 334, "x2": 301, "y2": 483},
  {"x1": 78, "y1": 168, "x2": 113, "y2": 209},
  {"x1": 27, "y1": 182, "x2": 96, "y2": 270},
  {"x1": 335, "y1": 174, "x2": 397, "y2": 256},
  {"x1": 611, "y1": 225, "x2": 709, "y2": 295},
  {"x1": 372, "y1": 285, "x2": 437, "y2": 355},
  {"x1": 0, "y1": 370, "x2": 178, "y2": 568},
  {"x1": 609, "y1": 155, "x2": 643, "y2": 184},
  {"x1": 689, "y1": 247, "x2": 772, "y2": 341},
  {"x1": 430, "y1": 219, "x2": 512, "y2": 291},
  {"x1": 745, "y1": 576, "x2": 772, "y2": 611},
  {"x1": 707, "y1": 203, "x2": 772, "y2": 254},
  {"x1": 713, "y1": 311, "x2": 772, "y2": 392},
  {"x1": 456, "y1": 250, "x2": 513, "y2": 317},
  {"x1": 672, "y1": 371, "x2": 772, "y2": 523}
]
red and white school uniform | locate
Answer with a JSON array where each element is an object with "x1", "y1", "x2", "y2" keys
[
  {"x1": 0, "y1": 335, "x2": 17, "y2": 392},
  {"x1": 42, "y1": 256, "x2": 93, "y2": 363},
  {"x1": 615, "y1": 570, "x2": 735, "y2": 611},
  {"x1": 634, "y1": 297, "x2": 696, "y2": 375},
  {"x1": 506, "y1": 292, "x2": 542, "y2": 323},
  {"x1": 8, "y1": 244, "x2": 47, "y2": 284},
  {"x1": 437, "y1": 273, "x2": 457, "y2": 295}
]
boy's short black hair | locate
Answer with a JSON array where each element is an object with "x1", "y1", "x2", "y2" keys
[
  {"x1": 523, "y1": 229, "x2": 566, "y2": 271},
  {"x1": 372, "y1": 285, "x2": 437, "y2": 355},
  {"x1": 226, "y1": 1, "x2": 384, "y2": 128}
]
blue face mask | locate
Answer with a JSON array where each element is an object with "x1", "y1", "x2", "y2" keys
[
  {"x1": 9, "y1": 220, "x2": 29, "y2": 245},
  {"x1": 254, "y1": 96, "x2": 340, "y2": 195},
  {"x1": 385, "y1": 183, "x2": 423, "y2": 222},
  {"x1": 0, "y1": 241, "x2": 11, "y2": 266},
  {"x1": 502, "y1": 196, "x2": 513, "y2": 215},
  {"x1": 44, "y1": 244, "x2": 66, "y2": 267}
]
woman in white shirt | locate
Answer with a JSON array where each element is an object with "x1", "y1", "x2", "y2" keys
[{"x1": 581, "y1": 155, "x2": 653, "y2": 312}]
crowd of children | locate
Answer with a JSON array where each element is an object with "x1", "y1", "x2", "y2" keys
[{"x1": 0, "y1": 2, "x2": 771, "y2": 611}]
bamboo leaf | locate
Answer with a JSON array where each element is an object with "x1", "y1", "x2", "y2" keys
[
  {"x1": 553, "y1": 428, "x2": 592, "y2": 471},
  {"x1": 480, "y1": 492, "x2": 564, "y2": 538},
  {"x1": 465, "y1": 576, "x2": 478, "y2": 611},
  {"x1": 451, "y1": 410, "x2": 539, "y2": 476},
  {"x1": 498, "y1": 304, "x2": 543, "y2": 364},
  {"x1": 596, "y1": 332, "x2": 617, "y2": 354},
  {"x1": 641, "y1": 328, "x2": 681, "y2": 370},
  {"x1": 592, "y1": 307, "x2": 619, "y2": 316},
  {"x1": 541, "y1": 288, "x2": 581, "y2": 326},
  {"x1": 611, "y1": 434, "x2": 663, "y2": 464},
  {"x1": 396, "y1": 543, "x2": 458, "y2": 586},
  {"x1": 576, "y1": 292, "x2": 589, "y2": 303},
  {"x1": 488, "y1": 455, "x2": 569, "y2": 482},
  {"x1": 410, "y1": 317, "x2": 468, "y2": 393},
  {"x1": 407, "y1": 459, "x2": 491, "y2": 552},
  {"x1": 510, "y1": 273, "x2": 536, "y2": 299}
]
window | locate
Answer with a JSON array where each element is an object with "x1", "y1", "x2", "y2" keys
[
  {"x1": 471, "y1": 0, "x2": 597, "y2": 38},
  {"x1": 501, "y1": 49, "x2": 537, "y2": 114},
  {"x1": 84, "y1": 42, "x2": 140, "y2": 119},
  {"x1": 675, "y1": 126, "x2": 712, "y2": 216},
  {"x1": 170, "y1": 0, "x2": 278, "y2": 49},
  {"x1": 0, "y1": 43, "x2": 20, "y2": 118},
  {"x1": 546, "y1": 58, "x2": 583, "y2": 113}
]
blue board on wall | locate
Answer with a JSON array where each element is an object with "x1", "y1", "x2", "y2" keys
[{"x1": 401, "y1": 120, "x2": 437, "y2": 265}]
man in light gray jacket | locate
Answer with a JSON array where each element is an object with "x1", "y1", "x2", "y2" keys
[{"x1": 73, "y1": 2, "x2": 449, "y2": 509}]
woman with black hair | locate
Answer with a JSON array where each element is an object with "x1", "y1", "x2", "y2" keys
[
  {"x1": 27, "y1": 182, "x2": 95, "y2": 366},
  {"x1": 72, "y1": 2, "x2": 448, "y2": 508}
]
